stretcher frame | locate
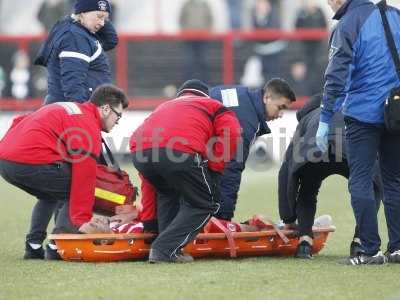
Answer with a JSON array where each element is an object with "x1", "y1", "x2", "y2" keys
[{"x1": 49, "y1": 226, "x2": 335, "y2": 262}]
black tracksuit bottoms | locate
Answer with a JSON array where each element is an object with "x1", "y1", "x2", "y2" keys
[
  {"x1": 0, "y1": 159, "x2": 77, "y2": 244},
  {"x1": 132, "y1": 148, "x2": 219, "y2": 258},
  {"x1": 296, "y1": 161, "x2": 348, "y2": 238}
]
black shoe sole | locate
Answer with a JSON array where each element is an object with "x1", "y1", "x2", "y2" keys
[
  {"x1": 294, "y1": 253, "x2": 313, "y2": 259},
  {"x1": 387, "y1": 256, "x2": 400, "y2": 263},
  {"x1": 23, "y1": 253, "x2": 45, "y2": 260},
  {"x1": 45, "y1": 250, "x2": 62, "y2": 260},
  {"x1": 23, "y1": 248, "x2": 45, "y2": 260}
]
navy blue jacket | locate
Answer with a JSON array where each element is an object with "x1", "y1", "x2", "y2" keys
[
  {"x1": 35, "y1": 16, "x2": 118, "y2": 103},
  {"x1": 321, "y1": 0, "x2": 400, "y2": 124},
  {"x1": 210, "y1": 85, "x2": 270, "y2": 220},
  {"x1": 279, "y1": 95, "x2": 346, "y2": 222}
]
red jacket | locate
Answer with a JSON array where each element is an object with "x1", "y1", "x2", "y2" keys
[
  {"x1": 138, "y1": 174, "x2": 157, "y2": 223},
  {"x1": 130, "y1": 93, "x2": 241, "y2": 173},
  {"x1": 0, "y1": 102, "x2": 102, "y2": 226}
]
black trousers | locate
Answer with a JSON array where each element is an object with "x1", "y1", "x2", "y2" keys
[
  {"x1": 0, "y1": 159, "x2": 77, "y2": 244},
  {"x1": 296, "y1": 161, "x2": 348, "y2": 238},
  {"x1": 132, "y1": 149, "x2": 219, "y2": 258},
  {"x1": 52, "y1": 150, "x2": 110, "y2": 230},
  {"x1": 296, "y1": 159, "x2": 382, "y2": 239}
]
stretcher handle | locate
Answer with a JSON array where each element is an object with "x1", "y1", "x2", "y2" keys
[{"x1": 209, "y1": 217, "x2": 237, "y2": 258}]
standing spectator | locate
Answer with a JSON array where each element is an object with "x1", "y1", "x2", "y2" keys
[
  {"x1": 252, "y1": 0, "x2": 280, "y2": 29},
  {"x1": 287, "y1": 61, "x2": 310, "y2": 97},
  {"x1": 316, "y1": 0, "x2": 400, "y2": 265},
  {"x1": 295, "y1": 1, "x2": 327, "y2": 29},
  {"x1": 179, "y1": 0, "x2": 214, "y2": 83},
  {"x1": 251, "y1": 0, "x2": 284, "y2": 81},
  {"x1": 226, "y1": 0, "x2": 242, "y2": 30},
  {"x1": 10, "y1": 50, "x2": 31, "y2": 100},
  {"x1": 34, "y1": 0, "x2": 118, "y2": 104},
  {"x1": 0, "y1": 65, "x2": 5, "y2": 97},
  {"x1": 38, "y1": 0, "x2": 72, "y2": 32},
  {"x1": 295, "y1": 0, "x2": 328, "y2": 95},
  {"x1": 130, "y1": 79, "x2": 241, "y2": 263},
  {"x1": 33, "y1": 0, "x2": 118, "y2": 258}
]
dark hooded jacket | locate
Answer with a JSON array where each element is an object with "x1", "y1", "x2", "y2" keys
[
  {"x1": 278, "y1": 94, "x2": 346, "y2": 222},
  {"x1": 279, "y1": 94, "x2": 383, "y2": 222}
]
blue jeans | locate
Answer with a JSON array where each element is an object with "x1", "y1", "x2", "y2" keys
[{"x1": 345, "y1": 117, "x2": 400, "y2": 254}]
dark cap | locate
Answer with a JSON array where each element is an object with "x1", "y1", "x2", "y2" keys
[
  {"x1": 176, "y1": 79, "x2": 210, "y2": 97},
  {"x1": 74, "y1": 0, "x2": 111, "y2": 14}
]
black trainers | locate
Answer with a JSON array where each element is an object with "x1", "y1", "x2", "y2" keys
[
  {"x1": 294, "y1": 241, "x2": 313, "y2": 259},
  {"x1": 149, "y1": 248, "x2": 194, "y2": 263},
  {"x1": 45, "y1": 243, "x2": 61, "y2": 260},
  {"x1": 341, "y1": 251, "x2": 387, "y2": 265},
  {"x1": 385, "y1": 250, "x2": 400, "y2": 263},
  {"x1": 350, "y1": 240, "x2": 363, "y2": 257},
  {"x1": 23, "y1": 242, "x2": 44, "y2": 260}
]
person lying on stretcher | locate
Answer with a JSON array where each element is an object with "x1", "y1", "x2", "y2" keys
[{"x1": 106, "y1": 205, "x2": 333, "y2": 235}]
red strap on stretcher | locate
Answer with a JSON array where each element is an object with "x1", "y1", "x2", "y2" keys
[
  {"x1": 209, "y1": 217, "x2": 237, "y2": 258},
  {"x1": 254, "y1": 215, "x2": 290, "y2": 244}
]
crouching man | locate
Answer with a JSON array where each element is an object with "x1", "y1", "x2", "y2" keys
[
  {"x1": 0, "y1": 84, "x2": 128, "y2": 259},
  {"x1": 210, "y1": 78, "x2": 296, "y2": 221},
  {"x1": 279, "y1": 94, "x2": 382, "y2": 259},
  {"x1": 130, "y1": 79, "x2": 241, "y2": 263}
]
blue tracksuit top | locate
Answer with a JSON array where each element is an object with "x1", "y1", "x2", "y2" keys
[
  {"x1": 35, "y1": 16, "x2": 117, "y2": 103},
  {"x1": 209, "y1": 85, "x2": 271, "y2": 219},
  {"x1": 210, "y1": 85, "x2": 271, "y2": 153},
  {"x1": 320, "y1": 0, "x2": 400, "y2": 124}
]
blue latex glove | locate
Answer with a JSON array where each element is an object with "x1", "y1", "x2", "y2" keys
[{"x1": 316, "y1": 121, "x2": 329, "y2": 153}]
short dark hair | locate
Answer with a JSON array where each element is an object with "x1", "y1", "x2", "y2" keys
[
  {"x1": 264, "y1": 78, "x2": 296, "y2": 102},
  {"x1": 90, "y1": 84, "x2": 129, "y2": 109}
]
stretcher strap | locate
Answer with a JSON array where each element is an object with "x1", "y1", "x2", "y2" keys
[
  {"x1": 209, "y1": 217, "x2": 237, "y2": 258},
  {"x1": 255, "y1": 215, "x2": 290, "y2": 244}
]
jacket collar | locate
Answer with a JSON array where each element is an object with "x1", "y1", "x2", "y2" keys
[
  {"x1": 333, "y1": 0, "x2": 370, "y2": 20},
  {"x1": 251, "y1": 89, "x2": 267, "y2": 122},
  {"x1": 72, "y1": 18, "x2": 97, "y2": 37},
  {"x1": 83, "y1": 102, "x2": 102, "y2": 130},
  {"x1": 252, "y1": 89, "x2": 271, "y2": 134},
  {"x1": 34, "y1": 16, "x2": 96, "y2": 67}
]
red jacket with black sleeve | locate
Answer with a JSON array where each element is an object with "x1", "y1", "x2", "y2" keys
[
  {"x1": 130, "y1": 93, "x2": 241, "y2": 173},
  {"x1": 0, "y1": 102, "x2": 102, "y2": 226}
]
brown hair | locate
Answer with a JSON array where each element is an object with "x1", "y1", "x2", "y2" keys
[{"x1": 90, "y1": 84, "x2": 129, "y2": 109}]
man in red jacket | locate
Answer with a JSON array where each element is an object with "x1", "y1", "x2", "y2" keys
[
  {"x1": 0, "y1": 84, "x2": 128, "y2": 260},
  {"x1": 131, "y1": 79, "x2": 241, "y2": 263}
]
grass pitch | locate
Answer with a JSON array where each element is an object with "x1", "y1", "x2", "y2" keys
[{"x1": 0, "y1": 166, "x2": 399, "y2": 300}]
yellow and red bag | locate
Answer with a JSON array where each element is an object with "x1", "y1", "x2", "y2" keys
[
  {"x1": 94, "y1": 165, "x2": 137, "y2": 215},
  {"x1": 93, "y1": 140, "x2": 137, "y2": 215}
]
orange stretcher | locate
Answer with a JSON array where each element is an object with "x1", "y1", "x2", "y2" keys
[{"x1": 49, "y1": 225, "x2": 335, "y2": 262}]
